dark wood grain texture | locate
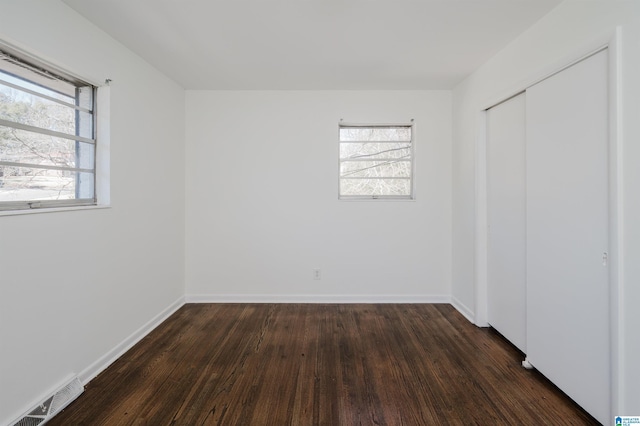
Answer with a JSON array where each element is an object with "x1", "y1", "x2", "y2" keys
[{"x1": 48, "y1": 304, "x2": 600, "y2": 425}]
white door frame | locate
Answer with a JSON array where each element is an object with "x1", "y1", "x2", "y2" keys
[{"x1": 473, "y1": 28, "x2": 623, "y2": 417}]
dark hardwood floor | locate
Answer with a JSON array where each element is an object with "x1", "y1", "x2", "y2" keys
[{"x1": 48, "y1": 304, "x2": 599, "y2": 425}]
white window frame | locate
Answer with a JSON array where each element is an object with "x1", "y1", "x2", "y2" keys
[
  {"x1": 0, "y1": 42, "x2": 98, "y2": 211},
  {"x1": 338, "y1": 122, "x2": 415, "y2": 200}
]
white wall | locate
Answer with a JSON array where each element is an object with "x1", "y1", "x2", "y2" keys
[
  {"x1": 0, "y1": 1, "x2": 185, "y2": 424},
  {"x1": 185, "y1": 91, "x2": 451, "y2": 302},
  {"x1": 8, "y1": 0, "x2": 636, "y2": 422},
  {"x1": 452, "y1": 0, "x2": 640, "y2": 415}
]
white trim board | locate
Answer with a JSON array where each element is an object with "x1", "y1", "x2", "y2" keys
[
  {"x1": 185, "y1": 294, "x2": 451, "y2": 304},
  {"x1": 78, "y1": 296, "x2": 185, "y2": 384},
  {"x1": 451, "y1": 296, "x2": 476, "y2": 324}
]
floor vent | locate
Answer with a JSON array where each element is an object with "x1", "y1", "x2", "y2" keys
[{"x1": 12, "y1": 377, "x2": 83, "y2": 426}]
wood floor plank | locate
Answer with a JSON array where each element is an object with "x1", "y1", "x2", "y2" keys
[{"x1": 48, "y1": 304, "x2": 600, "y2": 425}]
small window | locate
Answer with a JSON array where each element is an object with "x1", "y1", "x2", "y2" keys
[
  {"x1": 0, "y1": 45, "x2": 97, "y2": 211},
  {"x1": 339, "y1": 123, "x2": 414, "y2": 199}
]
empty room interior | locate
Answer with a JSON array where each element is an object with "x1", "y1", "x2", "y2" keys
[{"x1": 1, "y1": 0, "x2": 639, "y2": 425}]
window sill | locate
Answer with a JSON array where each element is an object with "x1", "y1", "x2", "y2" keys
[
  {"x1": 0, "y1": 204, "x2": 111, "y2": 217},
  {"x1": 338, "y1": 198, "x2": 416, "y2": 202}
]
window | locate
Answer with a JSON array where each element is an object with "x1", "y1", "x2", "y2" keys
[
  {"x1": 339, "y1": 123, "x2": 414, "y2": 199},
  {"x1": 0, "y1": 45, "x2": 97, "y2": 210}
]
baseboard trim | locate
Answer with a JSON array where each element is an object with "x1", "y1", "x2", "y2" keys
[
  {"x1": 451, "y1": 296, "x2": 477, "y2": 325},
  {"x1": 186, "y1": 294, "x2": 451, "y2": 304},
  {"x1": 79, "y1": 295, "x2": 185, "y2": 384}
]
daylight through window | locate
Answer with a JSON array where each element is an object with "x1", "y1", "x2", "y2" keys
[
  {"x1": 339, "y1": 123, "x2": 414, "y2": 199},
  {"x1": 0, "y1": 46, "x2": 96, "y2": 210}
]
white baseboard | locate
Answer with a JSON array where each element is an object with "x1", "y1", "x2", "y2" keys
[
  {"x1": 186, "y1": 294, "x2": 451, "y2": 304},
  {"x1": 79, "y1": 295, "x2": 185, "y2": 384},
  {"x1": 451, "y1": 296, "x2": 477, "y2": 324}
]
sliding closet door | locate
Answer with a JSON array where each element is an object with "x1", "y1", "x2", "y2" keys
[
  {"x1": 487, "y1": 93, "x2": 527, "y2": 352},
  {"x1": 526, "y1": 50, "x2": 609, "y2": 423}
]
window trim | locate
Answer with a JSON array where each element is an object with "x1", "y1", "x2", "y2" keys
[
  {"x1": 0, "y1": 42, "x2": 99, "y2": 211},
  {"x1": 338, "y1": 121, "x2": 415, "y2": 201}
]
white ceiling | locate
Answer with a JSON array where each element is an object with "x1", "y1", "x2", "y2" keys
[{"x1": 62, "y1": 0, "x2": 562, "y2": 90}]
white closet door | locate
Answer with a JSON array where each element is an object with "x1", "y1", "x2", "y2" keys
[
  {"x1": 487, "y1": 93, "x2": 527, "y2": 352},
  {"x1": 526, "y1": 49, "x2": 609, "y2": 423}
]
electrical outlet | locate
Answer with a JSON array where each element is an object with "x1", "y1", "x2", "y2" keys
[{"x1": 313, "y1": 269, "x2": 321, "y2": 280}]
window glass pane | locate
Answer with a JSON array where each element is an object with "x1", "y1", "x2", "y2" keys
[
  {"x1": 75, "y1": 141, "x2": 95, "y2": 170},
  {"x1": 340, "y1": 178, "x2": 411, "y2": 197},
  {"x1": 340, "y1": 142, "x2": 411, "y2": 161},
  {"x1": 76, "y1": 109, "x2": 93, "y2": 139},
  {"x1": 0, "y1": 166, "x2": 94, "y2": 202},
  {"x1": 0, "y1": 85, "x2": 76, "y2": 135},
  {"x1": 339, "y1": 126, "x2": 411, "y2": 142},
  {"x1": 0, "y1": 125, "x2": 94, "y2": 169},
  {"x1": 339, "y1": 124, "x2": 413, "y2": 199},
  {"x1": 341, "y1": 160, "x2": 411, "y2": 178},
  {"x1": 76, "y1": 171, "x2": 94, "y2": 199},
  {"x1": 75, "y1": 85, "x2": 93, "y2": 111},
  {"x1": 0, "y1": 48, "x2": 97, "y2": 209},
  {"x1": 0, "y1": 71, "x2": 74, "y2": 103}
]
